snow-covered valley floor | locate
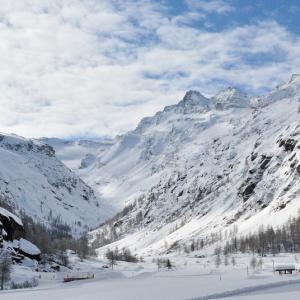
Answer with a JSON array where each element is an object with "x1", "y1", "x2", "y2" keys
[{"x1": 2, "y1": 253, "x2": 300, "y2": 300}]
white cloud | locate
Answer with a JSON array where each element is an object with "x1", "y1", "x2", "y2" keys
[
  {"x1": 0, "y1": 1, "x2": 299, "y2": 138},
  {"x1": 185, "y1": 0, "x2": 234, "y2": 14}
]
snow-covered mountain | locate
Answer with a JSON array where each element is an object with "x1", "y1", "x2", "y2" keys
[
  {"x1": 85, "y1": 75, "x2": 300, "y2": 256},
  {"x1": 0, "y1": 134, "x2": 106, "y2": 234}
]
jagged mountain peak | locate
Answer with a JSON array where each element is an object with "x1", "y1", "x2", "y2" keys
[
  {"x1": 211, "y1": 86, "x2": 249, "y2": 109},
  {"x1": 181, "y1": 90, "x2": 208, "y2": 104},
  {"x1": 274, "y1": 73, "x2": 300, "y2": 92},
  {"x1": 163, "y1": 90, "x2": 210, "y2": 114},
  {"x1": 136, "y1": 86, "x2": 250, "y2": 134},
  {"x1": 176, "y1": 90, "x2": 210, "y2": 110},
  {"x1": 253, "y1": 74, "x2": 300, "y2": 107},
  {"x1": 135, "y1": 90, "x2": 210, "y2": 133},
  {"x1": 288, "y1": 73, "x2": 300, "y2": 84}
]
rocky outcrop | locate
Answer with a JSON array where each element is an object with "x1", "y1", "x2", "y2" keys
[
  {"x1": 13, "y1": 238, "x2": 41, "y2": 261},
  {"x1": 238, "y1": 155, "x2": 272, "y2": 202},
  {"x1": 0, "y1": 207, "x2": 24, "y2": 241},
  {"x1": 0, "y1": 207, "x2": 41, "y2": 261}
]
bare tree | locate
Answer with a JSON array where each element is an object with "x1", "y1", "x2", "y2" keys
[
  {"x1": 58, "y1": 251, "x2": 69, "y2": 268},
  {"x1": 231, "y1": 257, "x2": 236, "y2": 267},
  {"x1": 121, "y1": 248, "x2": 137, "y2": 263},
  {"x1": 77, "y1": 234, "x2": 89, "y2": 261},
  {"x1": 0, "y1": 251, "x2": 12, "y2": 290},
  {"x1": 105, "y1": 249, "x2": 117, "y2": 270},
  {"x1": 250, "y1": 256, "x2": 257, "y2": 270},
  {"x1": 257, "y1": 257, "x2": 263, "y2": 270},
  {"x1": 156, "y1": 258, "x2": 162, "y2": 271},
  {"x1": 224, "y1": 255, "x2": 229, "y2": 266},
  {"x1": 215, "y1": 253, "x2": 221, "y2": 268}
]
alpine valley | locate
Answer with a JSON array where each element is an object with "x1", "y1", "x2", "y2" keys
[{"x1": 1, "y1": 75, "x2": 300, "y2": 257}]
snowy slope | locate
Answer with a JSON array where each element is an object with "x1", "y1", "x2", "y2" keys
[
  {"x1": 0, "y1": 134, "x2": 106, "y2": 234},
  {"x1": 89, "y1": 75, "x2": 300, "y2": 255}
]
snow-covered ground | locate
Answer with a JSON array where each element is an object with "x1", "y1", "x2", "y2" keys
[
  {"x1": 3, "y1": 253, "x2": 300, "y2": 300},
  {"x1": 222, "y1": 284, "x2": 300, "y2": 300}
]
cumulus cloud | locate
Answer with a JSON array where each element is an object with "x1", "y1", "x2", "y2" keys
[{"x1": 0, "y1": 1, "x2": 299, "y2": 138}]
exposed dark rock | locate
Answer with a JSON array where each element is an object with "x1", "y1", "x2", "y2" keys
[
  {"x1": 0, "y1": 208, "x2": 41, "y2": 261},
  {"x1": 259, "y1": 155, "x2": 272, "y2": 169},
  {"x1": 0, "y1": 209, "x2": 24, "y2": 241},
  {"x1": 251, "y1": 152, "x2": 258, "y2": 161},
  {"x1": 13, "y1": 238, "x2": 41, "y2": 261},
  {"x1": 238, "y1": 155, "x2": 272, "y2": 202},
  {"x1": 240, "y1": 182, "x2": 257, "y2": 201},
  {"x1": 278, "y1": 138, "x2": 298, "y2": 152}
]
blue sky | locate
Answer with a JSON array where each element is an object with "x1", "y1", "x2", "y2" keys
[
  {"x1": 167, "y1": 0, "x2": 300, "y2": 33},
  {"x1": 0, "y1": 0, "x2": 300, "y2": 138}
]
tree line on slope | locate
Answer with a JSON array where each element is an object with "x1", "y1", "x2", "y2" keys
[
  {"x1": 181, "y1": 213, "x2": 300, "y2": 257},
  {"x1": 21, "y1": 213, "x2": 91, "y2": 263},
  {"x1": 0, "y1": 195, "x2": 91, "y2": 265},
  {"x1": 222, "y1": 215, "x2": 300, "y2": 256},
  {"x1": 90, "y1": 197, "x2": 149, "y2": 250},
  {"x1": 0, "y1": 202, "x2": 92, "y2": 289}
]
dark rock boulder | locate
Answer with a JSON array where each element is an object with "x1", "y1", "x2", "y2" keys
[
  {"x1": 0, "y1": 207, "x2": 24, "y2": 241},
  {"x1": 0, "y1": 207, "x2": 41, "y2": 261},
  {"x1": 13, "y1": 238, "x2": 41, "y2": 261}
]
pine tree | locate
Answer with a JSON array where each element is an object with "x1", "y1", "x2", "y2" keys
[
  {"x1": 190, "y1": 240, "x2": 195, "y2": 252},
  {"x1": 166, "y1": 259, "x2": 172, "y2": 269}
]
